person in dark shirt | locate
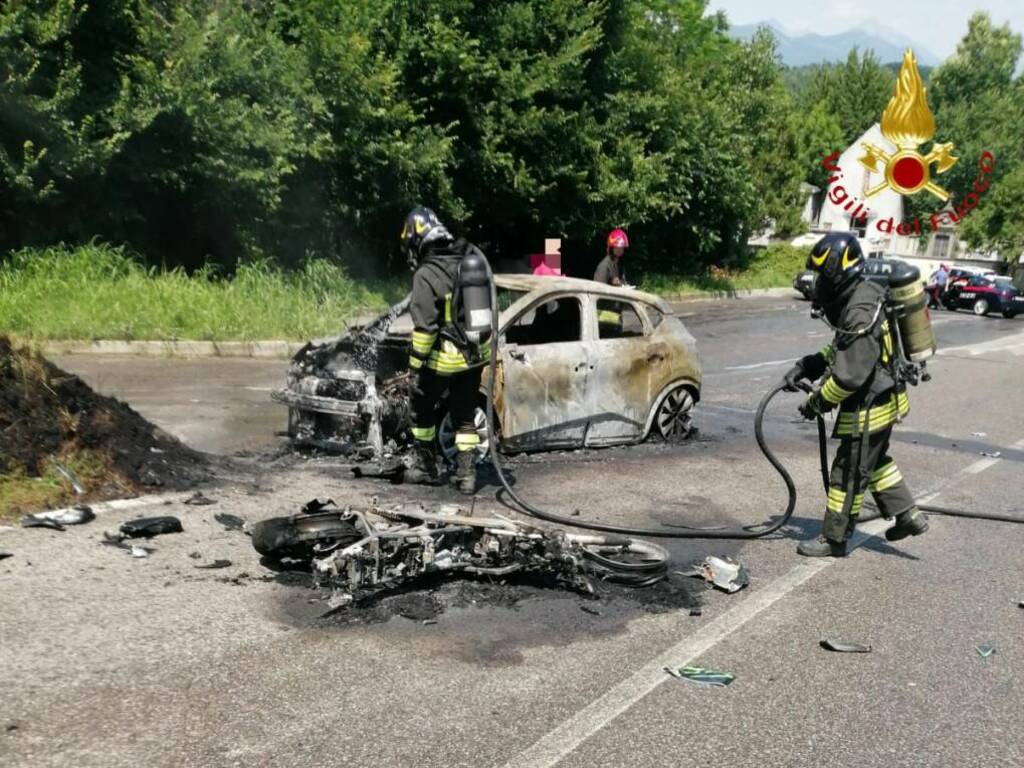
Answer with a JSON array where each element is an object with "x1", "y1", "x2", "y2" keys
[{"x1": 594, "y1": 228, "x2": 628, "y2": 286}]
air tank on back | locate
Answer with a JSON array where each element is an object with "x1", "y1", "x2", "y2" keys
[
  {"x1": 456, "y1": 249, "x2": 493, "y2": 341},
  {"x1": 883, "y1": 259, "x2": 936, "y2": 362}
]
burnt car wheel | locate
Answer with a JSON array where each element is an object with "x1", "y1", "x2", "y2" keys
[
  {"x1": 438, "y1": 406, "x2": 491, "y2": 464},
  {"x1": 655, "y1": 385, "x2": 695, "y2": 442},
  {"x1": 973, "y1": 298, "x2": 990, "y2": 316}
]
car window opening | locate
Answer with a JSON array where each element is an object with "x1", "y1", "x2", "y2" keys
[
  {"x1": 597, "y1": 299, "x2": 645, "y2": 339},
  {"x1": 505, "y1": 297, "x2": 582, "y2": 346}
]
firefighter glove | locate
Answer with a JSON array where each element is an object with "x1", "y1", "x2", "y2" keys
[
  {"x1": 798, "y1": 392, "x2": 830, "y2": 421},
  {"x1": 783, "y1": 363, "x2": 806, "y2": 391}
]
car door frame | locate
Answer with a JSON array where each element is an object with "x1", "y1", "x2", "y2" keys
[
  {"x1": 581, "y1": 293, "x2": 661, "y2": 447},
  {"x1": 496, "y1": 291, "x2": 592, "y2": 451}
]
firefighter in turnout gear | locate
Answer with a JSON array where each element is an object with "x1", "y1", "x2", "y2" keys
[
  {"x1": 785, "y1": 232, "x2": 929, "y2": 557},
  {"x1": 401, "y1": 206, "x2": 491, "y2": 494}
]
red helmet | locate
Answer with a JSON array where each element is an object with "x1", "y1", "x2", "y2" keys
[{"x1": 607, "y1": 228, "x2": 629, "y2": 250}]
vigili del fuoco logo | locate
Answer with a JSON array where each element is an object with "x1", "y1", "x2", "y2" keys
[
  {"x1": 820, "y1": 48, "x2": 995, "y2": 236},
  {"x1": 859, "y1": 49, "x2": 957, "y2": 201}
]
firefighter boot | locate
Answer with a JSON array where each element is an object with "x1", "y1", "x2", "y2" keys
[
  {"x1": 796, "y1": 510, "x2": 849, "y2": 557},
  {"x1": 455, "y1": 450, "x2": 477, "y2": 495},
  {"x1": 885, "y1": 507, "x2": 929, "y2": 542},
  {"x1": 404, "y1": 443, "x2": 442, "y2": 486}
]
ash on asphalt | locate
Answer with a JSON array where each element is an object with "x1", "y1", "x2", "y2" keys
[{"x1": 269, "y1": 570, "x2": 704, "y2": 666}]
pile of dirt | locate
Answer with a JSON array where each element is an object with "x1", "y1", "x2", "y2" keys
[{"x1": 0, "y1": 337, "x2": 210, "y2": 506}]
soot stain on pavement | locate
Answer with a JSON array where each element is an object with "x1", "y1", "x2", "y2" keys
[{"x1": 268, "y1": 571, "x2": 703, "y2": 667}]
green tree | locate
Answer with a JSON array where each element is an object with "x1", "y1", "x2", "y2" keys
[{"x1": 798, "y1": 49, "x2": 895, "y2": 146}]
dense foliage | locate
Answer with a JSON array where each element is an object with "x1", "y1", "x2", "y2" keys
[{"x1": 2, "y1": 2, "x2": 1022, "y2": 275}]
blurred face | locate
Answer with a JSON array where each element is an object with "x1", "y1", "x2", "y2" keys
[{"x1": 611, "y1": 245, "x2": 625, "y2": 259}]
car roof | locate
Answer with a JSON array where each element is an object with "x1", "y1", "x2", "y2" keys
[{"x1": 494, "y1": 274, "x2": 671, "y2": 313}]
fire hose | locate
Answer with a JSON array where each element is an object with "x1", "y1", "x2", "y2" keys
[{"x1": 481, "y1": 269, "x2": 1023, "y2": 538}]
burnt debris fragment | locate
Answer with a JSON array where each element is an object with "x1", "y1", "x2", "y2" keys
[{"x1": 119, "y1": 516, "x2": 183, "y2": 539}]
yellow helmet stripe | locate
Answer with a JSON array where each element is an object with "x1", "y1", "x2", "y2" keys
[{"x1": 811, "y1": 246, "x2": 830, "y2": 267}]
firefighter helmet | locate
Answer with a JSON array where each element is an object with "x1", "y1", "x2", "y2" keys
[
  {"x1": 607, "y1": 228, "x2": 629, "y2": 252},
  {"x1": 401, "y1": 206, "x2": 452, "y2": 270},
  {"x1": 807, "y1": 232, "x2": 864, "y2": 308}
]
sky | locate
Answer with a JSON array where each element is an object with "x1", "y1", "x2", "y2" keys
[{"x1": 706, "y1": 0, "x2": 1024, "y2": 61}]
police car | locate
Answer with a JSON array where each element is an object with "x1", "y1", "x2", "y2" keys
[{"x1": 943, "y1": 274, "x2": 1022, "y2": 318}]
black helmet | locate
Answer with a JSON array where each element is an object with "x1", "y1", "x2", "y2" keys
[
  {"x1": 807, "y1": 232, "x2": 865, "y2": 310},
  {"x1": 401, "y1": 206, "x2": 452, "y2": 270}
]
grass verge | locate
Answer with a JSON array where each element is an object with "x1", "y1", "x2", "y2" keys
[
  {"x1": 0, "y1": 243, "x2": 406, "y2": 342},
  {"x1": 1, "y1": 241, "x2": 808, "y2": 344}
]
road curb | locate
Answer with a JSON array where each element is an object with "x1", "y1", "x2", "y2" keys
[
  {"x1": 663, "y1": 286, "x2": 797, "y2": 302},
  {"x1": 30, "y1": 289, "x2": 798, "y2": 359},
  {"x1": 40, "y1": 339, "x2": 305, "y2": 359}
]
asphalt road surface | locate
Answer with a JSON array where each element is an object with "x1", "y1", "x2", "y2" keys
[{"x1": 3, "y1": 293, "x2": 1023, "y2": 768}]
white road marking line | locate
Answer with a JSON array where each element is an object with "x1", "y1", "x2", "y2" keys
[
  {"x1": 506, "y1": 436, "x2": 1023, "y2": 768},
  {"x1": 723, "y1": 359, "x2": 793, "y2": 371},
  {"x1": 244, "y1": 386, "x2": 274, "y2": 392},
  {"x1": 938, "y1": 329, "x2": 1024, "y2": 357},
  {"x1": 962, "y1": 437, "x2": 1024, "y2": 474}
]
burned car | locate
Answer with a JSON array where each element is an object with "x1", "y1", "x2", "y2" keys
[{"x1": 273, "y1": 275, "x2": 702, "y2": 459}]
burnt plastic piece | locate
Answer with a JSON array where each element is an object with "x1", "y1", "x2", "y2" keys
[
  {"x1": 214, "y1": 513, "x2": 245, "y2": 531},
  {"x1": 184, "y1": 491, "x2": 217, "y2": 506},
  {"x1": 0, "y1": 552, "x2": 13, "y2": 561},
  {"x1": 119, "y1": 516, "x2": 183, "y2": 539},
  {"x1": 820, "y1": 639, "x2": 872, "y2": 653},
  {"x1": 194, "y1": 559, "x2": 232, "y2": 569},
  {"x1": 301, "y1": 498, "x2": 336, "y2": 514},
  {"x1": 21, "y1": 517, "x2": 65, "y2": 531}
]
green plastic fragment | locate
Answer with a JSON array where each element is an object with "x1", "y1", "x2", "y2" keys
[
  {"x1": 664, "y1": 666, "x2": 735, "y2": 687},
  {"x1": 976, "y1": 644, "x2": 995, "y2": 659}
]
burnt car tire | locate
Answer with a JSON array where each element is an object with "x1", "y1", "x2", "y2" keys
[
  {"x1": 438, "y1": 405, "x2": 492, "y2": 464},
  {"x1": 654, "y1": 385, "x2": 696, "y2": 442},
  {"x1": 973, "y1": 298, "x2": 990, "y2": 316},
  {"x1": 251, "y1": 512, "x2": 361, "y2": 560}
]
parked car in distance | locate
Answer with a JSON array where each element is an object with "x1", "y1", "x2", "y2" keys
[{"x1": 942, "y1": 274, "x2": 1023, "y2": 318}]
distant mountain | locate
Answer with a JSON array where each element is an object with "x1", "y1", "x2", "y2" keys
[{"x1": 729, "y1": 22, "x2": 941, "y2": 68}]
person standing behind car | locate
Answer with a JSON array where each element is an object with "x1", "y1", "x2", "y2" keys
[
  {"x1": 929, "y1": 263, "x2": 949, "y2": 306},
  {"x1": 594, "y1": 228, "x2": 628, "y2": 286}
]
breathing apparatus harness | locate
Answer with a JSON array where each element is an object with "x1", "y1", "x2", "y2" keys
[{"x1": 441, "y1": 254, "x2": 1021, "y2": 540}]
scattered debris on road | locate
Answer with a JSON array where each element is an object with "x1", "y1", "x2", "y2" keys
[
  {"x1": 214, "y1": 512, "x2": 246, "y2": 532},
  {"x1": 580, "y1": 604, "x2": 602, "y2": 616},
  {"x1": 20, "y1": 505, "x2": 95, "y2": 531},
  {"x1": 820, "y1": 639, "x2": 872, "y2": 653},
  {"x1": 971, "y1": 432, "x2": 988, "y2": 438},
  {"x1": 119, "y1": 516, "x2": 183, "y2": 539},
  {"x1": 0, "y1": 551, "x2": 13, "y2": 561},
  {"x1": 979, "y1": 451, "x2": 1002, "y2": 458},
  {"x1": 184, "y1": 491, "x2": 217, "y2": 506},
  {"x1": 681, "y1": 555, "x2": 749, "y2": 593},
  {"x1": 101, "y1": 532, "x2": 155, "y2": 557},
  {"x1": 194, "y1": 559, "x2": 232, "y2": 569},
  {"x1": 976, "y1": 643, "x2": 996, "y2": 659},
  {"x1": 664, "y1": 666, "x2": 735, "y2": 687}
]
